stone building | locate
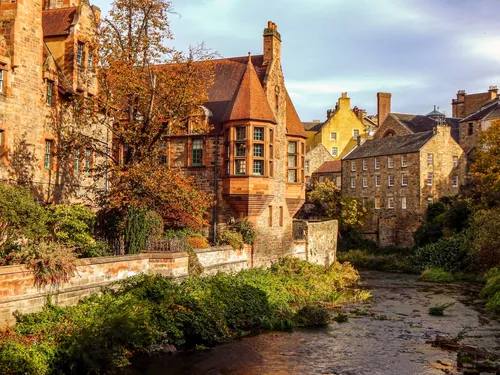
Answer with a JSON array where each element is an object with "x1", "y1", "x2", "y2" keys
[
  {"x1": 452, "y1": 86, "x2": 498, "y2": 119},
  {"x1": 304, "y1": 143, "x2": 334, "y2": 184},
  {"x1": 342, "y1": 125, "x2": 466, "y2": 248},
  {"x1": 311, "y1": 160, "x2": 341, "y2": 187},
  {"x1": 0, "y1": 0, "x2": 106, "y2": 202},
  {"x1": 161, "y1": 22, "x2": 307, "y2": 266},
  {"x1": 375, "y1": 92, "x2": 460, "y2": 142}
]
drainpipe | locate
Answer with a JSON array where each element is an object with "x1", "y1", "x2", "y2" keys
[{"x1": 212, "y1": 134, "x2": 219, "y2": 241}]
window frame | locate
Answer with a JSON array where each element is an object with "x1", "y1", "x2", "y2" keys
[
  {"x1": 452, "y1": 174, "x2": 459, "y2": 187},
  {"x1": 452, "y1": 155, "x2": 458, "y2": 168},
  {"x1": 388, "y1": 156, "x2": 394, "y2": 169},
  {"x1": 362, "y1": 176, "x2": 368, "y2": 188},
  {"x1": 330, "y1": 132, "x2": 337, "y2": 141},
  {"x1": 350, "y1": 176, "x2": 356, "y2": 189},
  {"x1": 0, "y1": 69, "x2": 4, "y2": 93},
  {"x1": 401, "y1": 197, "x2": 407, "y2": 210},
  {"x1": 353, "y1": 129, "x2": 360, "y2": 140},
  {"x1": 375, "y1": 157, "x2": 381, "y2": 170},
  {"x1": 351, "y1": 160, "x2": 356, "y2": 172},
  {"x1": 362, "y1": 159, "x2": 368, "y2": 171},
  {"x1": 331, "y1": 147, "x2": 338, "y2": 157},
  {"x1": 375, "y1": 197, "x2": 381, "y2": 210},
  {"x1": 375, "y1": 174, "x2": 381, "y2": 187},
  {"x1": 77, "y1": 42, "x2": 84, "y2": 66},
  {"x1": 44, "y1": 140, "x2": 53, "y2": 170},
  {"x1": 191, "y1": 138, "x2": 203, "y2": 166},
  {"x1": 401, "y1": 174, "x2": 408, "y2": 187},
  {"x1": 468, "y1": 122, "x2": 474, "y2": 136},
  {"x1": 253, "y1": 160, "x2": 264, "y2": 176},
  {"x1": 388, "y1": 197, "x2": 395, "y2": 209},
  {"x1": 46, "y1": 81, "x2": 53, "y2": 106},
  {"x1": 287, "y1": 141, "x2": 298, "y2": 183},
  {"x1": 427, "y1": 172, "x2": 433, "y2": 186},
  {"x1": 427, "y1": 153, "x2": 433, "y2": 166},
  {"x1": 388, "y1": 174, "x2": 394, "y2": 187},
  {"x1": 401, "y1": 154, "x2": 408, "y2": 168}
]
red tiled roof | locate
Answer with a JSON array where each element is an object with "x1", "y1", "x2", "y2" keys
[
  {"x1": 285, "y1": 91, "x2": 307, "y2": 138},
  {"x1": 314, "y1": 161, "x2": 342, "y2": 174},
  {"x1": 222, "y1": 55, "x2": 277, "y2": 124},
  {"x1": 42, "y1": 7, "x2": 77, "y2": 37}
]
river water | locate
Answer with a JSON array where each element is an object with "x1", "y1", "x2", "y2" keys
[{"x1": 123, "y1": 271, "x2": 500, "y2": 375}]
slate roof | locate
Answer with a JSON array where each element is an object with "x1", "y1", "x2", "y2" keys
[
  {"x1": 313, "y1": 160, "x2": 342, "y2": 174},
  {"x1": 460, "y1": 99, "x2": 500, "y2": 122},
  {"x1": 42, "y1": 7, "x2": 77, "y2": 37},
  {"x1": 303, "y1": 121, "x2": 324, "y2": 132},
  {"x1": 390, "y1": 113, "x2": 460, "y2": 142},
  {"x1": 222, "y1": 55, "x2": 277, "y2": 124},
  {"x1": 343, "y1": 131, "x2": 434, "y2": 160}
]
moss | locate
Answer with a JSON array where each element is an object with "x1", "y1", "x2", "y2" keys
[{"x1": 420, "y1": 268, "x2": 455, "y2": 283}]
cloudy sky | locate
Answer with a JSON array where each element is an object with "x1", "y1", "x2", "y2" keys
[{"x1": 92, "y1": 0, "x2": 499, "y2": 122}]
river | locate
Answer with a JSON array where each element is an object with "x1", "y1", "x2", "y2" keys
[{"x1": 122, "y1": 271, "x2": 500, "y2": 375}]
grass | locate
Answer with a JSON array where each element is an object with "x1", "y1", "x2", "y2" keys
[
  {"x1": 338, "y1": 249, "x2": 416, "y2": 273},
  {"x1": 420, "y1": 268, "x2": 455, "y2": 283},
  {"x1": 428, "y1": 303, "x2": 455, "y2": 316}
]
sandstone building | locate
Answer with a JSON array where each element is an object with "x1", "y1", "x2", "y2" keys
[
  {"x1": 342, "y1": 125, "x2": 466, "y2": 247},
  {"x1": 159, "y1": 22, "x2": 307, "y2": 266},
  {"x1": 452, "y1": 86, "x2": 498, "y2": 119},
  {"x1": 0, "y1": 0, "x2": 106, "y2": 202},
  {"x1": 311, "y1": 160, "x2": 341, "y2": 187},
  {"x1": 304, "y1": 143, "x2": 334, "y2": 184}
]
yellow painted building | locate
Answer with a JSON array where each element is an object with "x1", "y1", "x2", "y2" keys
[{"x1": 305, "y1": 93, "x2": 372, "y2": 160}]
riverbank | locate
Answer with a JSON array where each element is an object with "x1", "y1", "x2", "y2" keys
[
  {"x1": 0, "y1": 258, "x2": 368, "y2": 375},
  {"x1": 121, "y1": 271, "x2": 500, "y2": 375}
]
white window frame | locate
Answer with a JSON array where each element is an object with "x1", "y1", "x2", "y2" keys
[
  {"x1": 330, "y1": 132, "x2": 337, "y2": 140},
  {"x1": 375, "y1": 157, "x2": 381, "y2": 170},
  {"x1": 388, "y1": 174, "x2": 394, "y2": 187},
  {"x1": 353, "y1": 129, "x2": 359, "y2": 140},
  {"x1": 427, "y1": 153, "x2": 433, "y2": 166},
  {"x1": 362, "y1": 176, "x2": 368, "y2": 188},
  {"x1": 388, "y1": 156, "x2": 394, "y2": 169},
  {"x1": 375, "y1": 197, "x2": 381, "y2": 210},
  {"x1": 375, "y1": 174, "x2": 381, "y2": 187},
  {"x1": 401, "y1": 154, "x2": 408, "y2": 168},
  {"x1": 77, "y1": 42, "x2": 84, "y2": 66},
  {"x1": 331, "y1": 147, "x2": 338, "y2": 157},
  {"x1": 401, "y1": 174, "x2": 408, "y2": 187},
  {"x1": 452, "y1": 174, "x2": 459, "y2": 187},
  {"x1": 362, "y1": 159, "x2": 368, "y2": 171},
  {"x1": 351, "y1": 161, "x2": 356, "y2": 172},
  {"x1": 0, "y1": 70, "x2": 4, "y2": 93},
  {"x1": 336, "y1": 176, "x2": 341, "y2": 187},
  {"x1": 350, "y1": 176, "x2": 356, "y2": 189},
  {"x1": 453, "y1": 156, "x2": 458, "y2": 168},
  {"x1": 427, "y1": 172, "x2": 433, "y2": 186},
  {"x1": 402, "y1": 197, "x2": 407, "y2": 210},
  {"x1": 388, "y1": 197, "x2": 395, "y2": 209}
]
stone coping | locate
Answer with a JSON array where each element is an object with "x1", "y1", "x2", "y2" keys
[{"x1": 194, "y1": 245, "x2": 236, "y2": 254}]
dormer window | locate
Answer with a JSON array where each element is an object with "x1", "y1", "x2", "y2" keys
[
  {"x1": 77, "y1": 43, "x2": 84, "y2": 66},
  {"x1": 46, "y1": 81, "x2": 53, "y2": 106}
]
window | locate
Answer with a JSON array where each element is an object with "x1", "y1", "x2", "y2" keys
[
  {"x1": 225, "y1": 160, "x2": 230, "y2": 175},
  {"x1": 279, "y1": 206, "x2": 284, "y2": 227},
  {"x1": 268, "y1": 206, "x2": 273, "y2": 227},
  {"x1": 288, "y1": 141, "x2": 298, "y2": 183},
  {"x1": 351, "y1": 161, "x2": 356, "y2": 172},
  {"x1": 77, "y1": 43, "x2": 84, "y2": 66},
  {"x1": 331, "y1": 147, "x2": 338, "y2": 157},
  {"x1": 401, "y1": 174, "x2": 408, "y2": 186},
  {"x1": 375, "y1": 174, "x2": 381, "y2": 187},
  {"x1": 453, "y1": 155, "x2": 458, "y2": 168},
  {"x1": 254, "y1": 127, "x2": 264, "y2": 141},
  {"x1": 388, "y1": 156, "x2": 394, "y2": 169},
  {"x1": 159, "y1": 142, "x2": 168, "y2": 164},
  {"x1": 235, "y1": 143, "x2": 246, "y2": 157},
  {"x1": 336, "y1": 176, "x2": 341, "y2": 187},
  {"x1": 362, "y1": 159, "x2": 368, "y2": 171},
  {"x1": 353, "y1": 129, "x2": 359, "y2": 140},
  {"x1": 0, "y1": 130, "x2": 3, "y2": 157},
  {"x1": 388, "y1": 174, "x2": 394, "y2": 186},
  {"x1": 253, "y1": 160, "x2": 264, "y2": 176},
  {"x1": 305, "y1": 160, "x2": 310, "y2": 174},
  {"x1": 254, "y1": 144, "x2": 264, "y2": 157},
  {"x1": 46, "y1": 81, "x2": 53, "y2": 106},
  {"x1": 427, "y1": 153, "x2": 433, "y2": 166},
  {"x1": 468, "y1": 122, "x2": 474, "y2": 136},
  {"x1": 427, "y1": 197, "x2": 434, "y2": 205},
  {"x1": 44, "y1": 140, "x2": 53, "y2": 170},
  {"x1": 427, "y1": 172, "x2": 433, "y2": 186},
  {"x1": 235, "y1": 159, "x2": 246, "y2": 175},
  {"x1": 330, "y1": 132, "x2": 337, "y2": 140},
  {"x1": 375, "y1": 197, "x2": 381, "y2": 210},
  {"x1": 236, "y1": 126, "x2": 246, "y2": 140},
  {"x1": 362, "y1": 176, "x2": 368, "y2": 188},
  {"x1": 319, "y1": 176, "x2": 325, "y2": 183},
  {"x1": 388, "y1": 197, "x2": 395, "y2": 209},
  {"x1": 0, "y1": 70, "x2": 4, "y2": 93},
  {"x1": 350, "y1": 177, "x2": 356, "y2": 189},
  {"x1": 73, "y1": 149, "x2": 79, "y2": 173},
  {"x1": 192, "y1": 139, "x2": 203, "y2": 166},
  {"x1": 401, "y1": 154, "x2": 408, "y2": 168},
  {"x1": 375, "y1": 157, "x2": 380, "y2": 169},
  {"x1": 402, "y1": 197, "x2": 407, "y2": 210},
  {"x1": 452, "y1": 174, "x2": 459, "y2": 187},
  {"x1": 88, "y1": 51, "x2": 93, "y2": 69},
  {"x1": 85, "y1": 149, "x2": 91, "y2": 175}
]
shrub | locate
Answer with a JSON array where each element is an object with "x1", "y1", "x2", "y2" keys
[
  {"x1": 469, "y1": 208, "x2": 500, "y2": 270},
  {"x1": 420, "y1": 268, "x2": 455, "y2": 283},
  {"x1": 338, "y1": 249, "x2": 415, "y2": 273},
  {"x1": 233, "y1": 219, "x2": 256, "y2": 245},
  {"x1": 185, "y1": 237, "x2": 209, "y2": 249},
  {"x1": 294, "y1": 305, "x2": 330, "y2": 326},
  {"x1": 481, "y1": 268, "x2": 500, "y2": 313},
  {"x1": 410, "y1": 232, "x2": 470, "y2": 272},
  {"x1": 217, "y1": 230, "x2": 244, "y2": 250},
  {"x1": 78, "y1": 241, "x2": 113, "y2": 258}
]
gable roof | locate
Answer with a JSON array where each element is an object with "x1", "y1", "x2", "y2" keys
[
  {"x1": 313, "y1": 160, "x2": 342, "y2": 174},
  {"x1": 390, "y1": 113, "x2": 460, "y2": 142},
  {"x1": 285, "y1": 90, "x2": 306, "y2": 138},
  {"x1": 42, "y1": 7, "x2": 77, "y2": 37},
  {"x1": 222, "y1": 55, "x2": 277, "y2": 124},
  {"x1": 303, "y1": 121, "x2": 324, "y2": 132},
  {"x1": 460, "y1": 99, "x2": 500, "y2": 122},
  {"x1": 343, "y1": 131, "x2": 434, "y2": 160}
]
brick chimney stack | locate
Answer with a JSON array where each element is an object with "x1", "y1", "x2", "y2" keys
[
  {"x1": 263, "y1": 21, "x2": 281, "y2": 65},
  {"x1": 352, "y1": 106, "x2": 367, "y2": 122},
  {"x1": 489, "y1": 85, "x2": 498, "y2": 100},
  {"x1": 377, "y1": 92, "x2": 391, "y2": 126}
]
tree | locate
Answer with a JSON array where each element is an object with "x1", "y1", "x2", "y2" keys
[
  {"x1": 58, "y1": 0, "x2": 217, "y2": 228},
  {"x1": 308, "y1": 180, "x2": 366, "y2": 233},
  {"x1": 468, "y1": 119, "x2": 500, "y2": 207}
]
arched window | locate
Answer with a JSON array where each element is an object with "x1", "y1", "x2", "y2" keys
[{"x1": 383, "y1": 130, "x2": 395, "y2": 137}]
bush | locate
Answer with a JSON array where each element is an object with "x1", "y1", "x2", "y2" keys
[
  {"x1": 233, "y1": 219, "x2": 256, "y2": 245},
  {"x1": 338, "y1": 249, "x2": 415, "y2": 273},
  {"x1": 217, "y1": 230, "x2": 244, "y2": 250},
  {"x1": 420, "y1": 268, "x2": 455, "y2": 283},
  {"x1": 410, "y1": 232, "x2": 470, "y2": 272},
  {"x1": 185, "y1": 237, "x2": 209, "y2": 249},
  {"x1": 469, "y1": 208, "x2": 500, "y2": 270},
  {"x1": 294, "y1": 305, "x2": 330, "y2": 326},
  {"x1": 481, "y1": 268, "x2": 500, "y2": 313}
]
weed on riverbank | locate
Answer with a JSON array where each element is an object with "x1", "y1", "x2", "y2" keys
[{"x1": 0, "y1": 258, "x2": 366, "y2": 375}]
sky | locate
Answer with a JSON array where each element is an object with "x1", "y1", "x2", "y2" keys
[{"x1": 92, "y1": 0, "x2": 500, "y2": 122}]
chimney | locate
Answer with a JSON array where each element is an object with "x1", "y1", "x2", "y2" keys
[
  {"x1": 338, "y1": 92, "x2": 351, "y2": 110},
  {"x1": 352, "y1": 106, "x2": 367, "y2": 122},
  {"x1": 377, "y1": 92, "x2": 391, "y2": 125},
  {"x1": 263, "y1": 21, "x2": 281, "y2": 65},
  {"x1": 326, "y1": 109, "x2": 335, "y2": 119},
  {"x1": 489, "y1": 85, "x2": 498, "y2": 100}
]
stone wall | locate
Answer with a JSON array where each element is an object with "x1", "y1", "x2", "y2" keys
[
  {"x1": 292, "y1": 220, "x2": 338, "y2": 266},
  {"x1": 195, "y1": 245, "x2": 251, "y2": 274}
]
